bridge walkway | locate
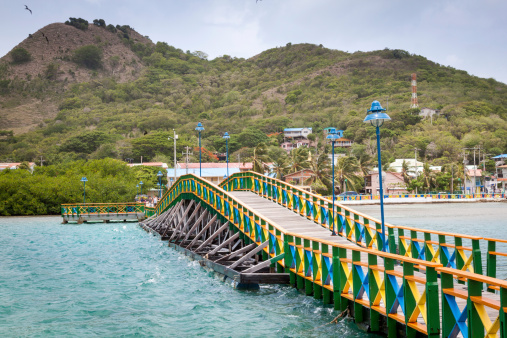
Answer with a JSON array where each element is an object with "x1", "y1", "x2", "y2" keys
[{"x1": 230, "y1": 190, "x2": 499, "y2": 333}]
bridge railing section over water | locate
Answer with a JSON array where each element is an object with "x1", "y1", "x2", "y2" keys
[
  {"x1": 330, "y1": 193, "x2": 506, "y2": 201},
  {"x1": 219, "y1": 171, "x2": 507, "y2": 283},
  {"x1": 61, "y1": 203, "x2": 147, "y2": 223},
  {"x1": 154, "y1": 173, "x2": 507, "y2": 337}
]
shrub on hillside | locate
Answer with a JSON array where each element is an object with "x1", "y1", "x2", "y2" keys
[
  {"x1": 93, "y1": 19, "x2": 106, "y2": 27},
  {"x1": 65, "y1": 17, "x2": 89, "y2": 31},
  {"x1": 10, "y1": 48, "x2": 31, "y2": 64},
  {"x1": 72, "y1": 45, "x2": 102, "y2": 69}
]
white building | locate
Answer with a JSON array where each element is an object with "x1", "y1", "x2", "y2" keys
[{"x1": 283, "y1": 128, "x2": 312, "y2": 139}]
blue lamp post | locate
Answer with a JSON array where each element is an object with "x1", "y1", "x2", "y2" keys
[
  {"x1": 195, "y1": 122, "x2": 205, "y2": 177},
  {"x1": 139, "y1": 181, "x2": 144, "y2": 196},
  {"x1": 223, "y1": 132, "x2": 230, "y2": 178},
  {"x1": 364, "y1": 100, "x2": 391, "y2": 252},
  {"x1": 326, "y1": 128, "x2": 339, "y2": 236},
  {"x1": 80, "y1": 177, "x2": 88, "y2": 204},
  {"x1": 157, "y1": 171, "x2": 163, "y2": 198}
]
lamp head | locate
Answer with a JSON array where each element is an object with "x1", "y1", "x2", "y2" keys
[
  {"x1": 157, "y1": 170, "x2": 163, "y2": 177},
  {"x1": 195, "y1": 122, "x2": 205, "y2": 131},
  {"x1": 139, "y1": 181, "x2": 143, "y2": 185},
  {"x1": 326, "y1": 128, "x2": 340, "y2": 140},
  {"x1": 223, "y1": 132, "x2": 230, "y2": 139},
  {"x1": 80, "y1": 177, "x2": 88, "y2": 183},
  {"x1": 364, "y1": 100, "x2": 391, "y2": 127}
]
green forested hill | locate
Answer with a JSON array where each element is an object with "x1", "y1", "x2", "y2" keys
[{"x1": 1, "y1": 21, "x2": 507, "y2": 168}]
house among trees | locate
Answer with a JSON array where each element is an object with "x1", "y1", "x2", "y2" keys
[
  {"x1": 364, "y1": 171, "x2": 408, "y2": 195},
  {"x1": 281, "y1": 128, "x2": 313, "y2": 153},
  {"x1": 0, "y1": 162, "x2": 36, "y2": 172},
  {"x1": 496, "y1": 164, "x2": 507, "y2": 192},
  {"x1": 283, "y1": 169, "x2": 314, "y2": 192},
  {"x1": 323, "y1": 127, "x2": 344, "y2": 137},
  {"x1": 168, "y1": 162, "x2": 254, "y2": 186}
]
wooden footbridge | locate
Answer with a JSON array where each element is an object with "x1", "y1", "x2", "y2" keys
[{"x1": 65, "y1": 171, "x2": 507, "y2": 337}]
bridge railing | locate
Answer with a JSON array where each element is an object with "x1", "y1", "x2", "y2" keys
[
  {"x1": 61, "y1": 203, "x2": 146, "y2": 216},
  {"x1": 219, "y1": 171, "x2": 507, "y2": 280},
  {"x1": 156, "y1": 173, "x2": 507, "y2": 337},
  {"x1": 327, "y1": 193, "x2": 506, "y2": 201}
]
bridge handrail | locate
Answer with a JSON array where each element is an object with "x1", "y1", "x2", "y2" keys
[
  {"x1": 157, "y1": 173, "x2": 506, "y2": 336},
  {"x1": 219, "y1": 171, "x2": 507, "y2": 282},
  {"x1": 61, "y1": 203, "x2": 145, "y2": 216}
]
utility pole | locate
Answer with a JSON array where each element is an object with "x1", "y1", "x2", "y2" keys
[
  {"x1": 462, "y1": 149, "x2": 469, "y2": 194},
  {"x1": 413, "y1": 148, "x2": 421, "y2": 194},
  {"x1": 451, "y1": 164, "x2": 454, "y2": 194},
  {"x1": 168, "y1": 130, "x2": 178, "y2": 183},
  {"x1": 39, "y1": 156, "x2": 45, "y2": 167},
  {"x1": 182, "y1": 146, "x2": 193, "y2": 175}
]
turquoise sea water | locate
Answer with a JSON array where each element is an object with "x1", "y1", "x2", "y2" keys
[{"x1": 0, "y1": 216, "x2": 374, "y2": 337}]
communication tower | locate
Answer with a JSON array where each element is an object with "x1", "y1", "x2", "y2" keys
[{"x1": 410, "y1": 73, "x2": 419, "y2": 108}]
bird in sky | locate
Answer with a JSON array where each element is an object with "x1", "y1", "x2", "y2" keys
[{"x1": 24, "y1": 5, "x2": 32, "y2": 14}]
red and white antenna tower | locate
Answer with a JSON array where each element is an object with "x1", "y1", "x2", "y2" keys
[{"x1": 410, "y1": 73, "x2": 419, "y2": 108}]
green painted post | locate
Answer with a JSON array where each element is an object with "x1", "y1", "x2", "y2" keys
[
  {"x1": 425, "y1": 266, "x2": 440, "y2": 337},
  {"x1": 384, "y1": 257, "x2": 397, "y2": 337},
  {"x1": 398, "y1": 229, "x2": 406, "y2": 256},
  {"x1": 388, "y1": 226, "x2": 396, "y2": 254},
  {"x1": 312, "y1": 241, "x2": 322, "y2": 300},
  {"x1": 424, "y1": 233, "x2": 433, "y2": 262},
  {"x1": 332, "y1": 246, "x2": 341, "y2": 310},
  {"x1": 367, "y1": 253, "x2": 380, "y2": 332},
  {"x1": 440, "y1": 270, "x2": 454, "y2": 337},
  {"x1": 487, "y1": 240, "x2": 496, "y2": 280},
  {"x1": 467, "y1": 279, "x2": 484, "y2": 337},
  {"x1": 403, "y1": 262, "x2": 417, "y2": 338},
  {"x1": 375, "y1": 221, "x2": 383, "y2": 251},
  {"x1": 501, "y1": 287, "x2": 507, "y2": 337},
  {"x1": 351, "y1": 249, "x2": 364, "y2": 323},
  {"x1": 410, "y1": 230, "x2": 418, "y2": 260},
  {"x1": 471, "y1": 238, "x2": 483, "y2": 278},
  {"x1": 455, "y1": 236, "x2": 464, "y2": 271},
  {"x1": 304, "y1": 238, "x2": 313, "y2": 296},
  {"x1": 438, "y1": 235, "x2": 448, "y2": 267}
]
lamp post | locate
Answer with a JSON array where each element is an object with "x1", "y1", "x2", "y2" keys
[
  {"x1": 157, "y1": 171, "x2": 163, "y2": 198},
  {"x1": 345, "y1": 178, "x2": 348, "y2": 192},
  {"x1": 139, "y1": 181, "x2": 143, "y2": 196},
  {"x1": 363, "y1": 100, "x2": 391, "y2": 252},
  {"x1": 223, "y1": 132, "x2": 230, "y2": 178},
  {"x1": 80, "y1": 177, "x2": 88, "y2": 204},
  {"x1": 168, "y1": 129, "x2": 178, "y2": 185},
  {"x1": 326, "y1": 128, "x2": 339, "y2": 236},
  {"x1": 195, "y1": 122, "x2": 205, "y2": 177}
]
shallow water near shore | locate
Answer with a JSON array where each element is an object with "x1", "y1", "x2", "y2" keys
[{"x1": 0, "y1": 216, "x2": 377, "y2": 337}]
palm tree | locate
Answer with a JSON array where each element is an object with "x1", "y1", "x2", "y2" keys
[
  {"x1": 252, "y1": 143, "x2": 270, "y2": 174},
  {"x1": 288, "y1": 147, "x2": 309, "y2": 173},
  {"x1": 421, "y1": 162, "x2": 436, "y2": 192},
  {"x1": 357, "y1": 155, "x2": 373, "y2": 177},
  {"x1": 271, "y1": 156, "x2": 290, "y2": 180},
  {"x1": 304, "y1": 152, "x2": 332, "y2": 193},
  {"x1": 401, "y1": 160, "x2": 412, "y2": 186},
  {"x1": 335, "y1": 156, "x2": 361, "y2": 193}
]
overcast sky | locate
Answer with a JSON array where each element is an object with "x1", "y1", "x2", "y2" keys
[{"x1": 1, "y1": 0, "x2": 506, "y2": 83}]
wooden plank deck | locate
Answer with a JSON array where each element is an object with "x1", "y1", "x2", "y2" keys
[{"x1": 230, "y1": 191, "x2": 500, "y2": 334}]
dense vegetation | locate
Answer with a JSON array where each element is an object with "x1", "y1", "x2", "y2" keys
[
  {"x1": 1, "y1": 23, "x2": 506, "y2": 211},
  {"x1": 0, "y1": 159, "x2": 166, "y2": 216}
]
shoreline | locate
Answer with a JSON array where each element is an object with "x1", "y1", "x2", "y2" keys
[{"x1": 338, "y1": 197, "x2": 507, "y2": 206}]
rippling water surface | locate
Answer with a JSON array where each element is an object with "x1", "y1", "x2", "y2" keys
[{"x1": 0, "y1": 217, "x2": 376, "y2": 337}]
